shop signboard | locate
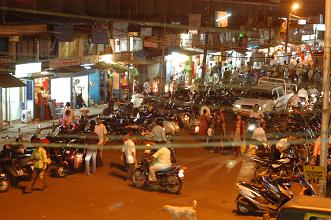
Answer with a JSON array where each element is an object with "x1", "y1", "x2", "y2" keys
[
  {"x1": 303, "y1": 165, "x2": 326, "y2": 181},
  {"x1": 49, "y1": 58, "x2": 81, "y2": 69},
  {"x1": 113, "y1": 22, "x2": 128, "y2": 38},
  {"x1": 92, "y1": 22, "x2": 109, "y2": 44},
  {"x1": 15, "y1": 62, "x2": 42, "y2": 78},
  {"x1": 140, "y1": 27, "x2": 152, "y2": 37},
  {"x1": 0, "y1": 56, "x2": 13, "y2": 73},
  {"x1": 81, "y1": 55, "x2": 99, "y2": 65}
]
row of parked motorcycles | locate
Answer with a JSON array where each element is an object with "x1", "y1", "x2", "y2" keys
[
  {"x1": 0, "y1": 97, "x2": 187, "y2": 193},
  {"x1": 235, "y1": 138, "x2": 323, "y2": 216}
]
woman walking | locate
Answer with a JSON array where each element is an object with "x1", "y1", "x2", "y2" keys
[{"x1": 231, "y1": 114, "x2": 246, "y2": 157}]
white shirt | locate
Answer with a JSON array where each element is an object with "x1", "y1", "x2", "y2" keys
[
  {"x1": 95, "y1": 123, "x2": 107, "y2": 144},
  {"x1": 63, "y1": 106, "x2": 74, "y2": 124},
  {"x1": 265, "y1": 100, "x2": 274, "y2": 112},
  {"x1": 143, "y1": 82, "x2": 151, "y2": 94},
  {"x1": 288, "y1": 95, "x2": 300, "y2": 107},
  {"x1": 122, "y1": 139, "x2": 136, "y2": 164},
  {"x1": 151, "y1": 125, "x2": 167, "y2": 142},
  {"x1": 252, "y1": 127, "x2": 267, "y2": 142},
  {"x1": 276, "y1": 138, "x2": 290, "y2": 153},
  {"x1": 153, "y1": 147, "x2": 172, "y2": 166},
  {"x1": 298, "y1": 88, "x2": 308, "y2": 102}
]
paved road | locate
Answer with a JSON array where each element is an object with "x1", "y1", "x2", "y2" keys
[{"x1": 0, "y1": 131, "x2": 262, "y2": 220}]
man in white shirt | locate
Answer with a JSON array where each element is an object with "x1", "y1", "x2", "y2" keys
[
  {"x1": 143, "y1": 79, "x2": 151, "y2": 95},
  {"x1": 298, "y1": 87, "x2": 309, "y2": 103},
  {"x1": 95, "y1": 117, "x2": 108, "y2": 159},
  {"x1": 252, "y1": 123, "x2": 267, "y2": 143},
  {"x1": 150, "y1": 119, "x2": 167, "y2": 143},
  {"x1": 148, "y1": 147, "x2": 172, "y2": 182},
  {"x1": 288, "y1": 94, "x2": 300, "y2": 107},
  {"x1": 121, "y1": 132, "x2": 136, "y2": 182},
  {"x1": 63, "y1": 102, "x2": 74, "y2": 125}
]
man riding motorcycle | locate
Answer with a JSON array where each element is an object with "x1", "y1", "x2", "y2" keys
[{"x1": 148, "y1": 146, "x2": 172, "y2": 183}]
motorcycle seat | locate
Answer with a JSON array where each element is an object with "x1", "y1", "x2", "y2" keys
[
  {"x1": 271, "y1": 164, "x2": 282, "y2": 169},
  {"x1": 156, "y1": 167, "x2": 173, "y2": 174}
]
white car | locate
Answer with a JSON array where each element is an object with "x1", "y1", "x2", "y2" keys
[{"x1": 233, "y1": 85, "x2": 289, "y2": 116}]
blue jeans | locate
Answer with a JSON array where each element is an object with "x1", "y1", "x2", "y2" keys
[{"x1": 85, "y1": 150, "x2": 97, "y2": 174}]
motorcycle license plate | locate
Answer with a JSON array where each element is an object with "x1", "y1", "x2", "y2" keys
[{"x1": 17, "y1": 169, "x2": 24, "y2": 176}]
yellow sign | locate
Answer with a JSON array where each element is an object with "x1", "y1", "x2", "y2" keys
[{"x1": 303, "y1": 166, "x2": 326, "y2": 181}]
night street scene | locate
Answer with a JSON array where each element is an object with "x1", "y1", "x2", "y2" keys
[{"x1": 1, "y1": 0, "x2": 331, "y2": 219}]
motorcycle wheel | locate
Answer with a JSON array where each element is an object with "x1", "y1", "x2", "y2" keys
[
  {"x1": 165, "y1": 176, "x2": 182, "y2": 194},
  {"x1": 254, "y1": 165, "x2": 270, "y2": 179},
  {"x1": 236, "y1": 196, "x2": 252, "y2": 214},
  {"x1": 132, "y1": 170, "x2": 145, "y2": 188},
  {"x1": 0, "y1": 179, "x2": 10, "y2": 192},
  {"x1": 56, "y1": 166, "x2": 68, "y2": 178}
]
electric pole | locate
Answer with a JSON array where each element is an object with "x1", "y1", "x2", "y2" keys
[
  {"x1": 201, "y1": 0, "x2": 213, "y2": 85},
  {"x1": 320, "y1": 0, "x2": 331, "y2": 197}
]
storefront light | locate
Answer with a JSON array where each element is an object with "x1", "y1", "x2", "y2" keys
[
  {"x1": 99, "y1": 54, "x2": 114, "y2": 64},
  {"x1": 170, "y1": 52, "x2": 189, "y2": 63},
  {"x1": 15, "y1": 62, "x2": 41, "y2": 78}
]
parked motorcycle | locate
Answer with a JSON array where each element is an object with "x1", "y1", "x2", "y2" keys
[
  {"x1": 49, "y1": 139, "x2": 86, "y2": 177},
  {"x1": 132, "y1": 151, "x2": 184, "y2": 194},
  {"x1": 236, "y1": 175, "x2": 316, "y2": 215}
]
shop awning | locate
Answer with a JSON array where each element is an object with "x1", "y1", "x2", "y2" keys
[
  {"x1": 0, "y1": 74, "x2": 26, "y2": 88},
  {"x1": 49, "y1": 65, "x2": 90, "y2": 78},
  {"x1": 92, "y1": 62, "x2": 128, "y2": 73}
]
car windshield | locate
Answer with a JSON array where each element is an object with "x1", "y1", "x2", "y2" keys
[{"x1": 243, "y1": 89, "x2": 277, "y2": 99}]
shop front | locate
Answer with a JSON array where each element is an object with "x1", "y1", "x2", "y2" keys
[
  {"x1": 0, "y1": 73, "x2": 27, "y2": 126},
  {"x1": 2, "y1": 62, "x2": 42, "y2": 123}
]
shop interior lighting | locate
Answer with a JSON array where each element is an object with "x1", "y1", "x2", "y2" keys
[{"x1": 216, "y1": 13, "x2": 232, "y2": 22}]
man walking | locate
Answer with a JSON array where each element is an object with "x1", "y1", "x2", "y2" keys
[
  {"x1": 121, "y1": 132, "x2": 136, "y2": 183},
  {"x1": 85, "y1": 125, "x2": 99, "y2": 175},
  {"x1": 95, "y1": 117, "x2": 108, "y2": 159}
]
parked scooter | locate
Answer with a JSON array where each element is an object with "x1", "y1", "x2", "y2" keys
[{"x1": 236, "y1": 175, "x2": 316, "y2": 215}]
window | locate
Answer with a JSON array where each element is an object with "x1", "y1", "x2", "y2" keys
[
  {"x1": 130, "y1": 37, "x2": 143, "y2": 51},
  {"x1": 59, "y1": 39, "x2": 79, "y2": 58},
  {"x1": 115, "y1": 38, "x2": 128, "y2": 52},
  {"x1": 83, "y1": 42, "x2": 97, "y2": 56}
]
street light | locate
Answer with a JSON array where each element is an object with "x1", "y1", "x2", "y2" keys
[{"x1": 285, "y1": 2, "x2": 301, "y2": 54}]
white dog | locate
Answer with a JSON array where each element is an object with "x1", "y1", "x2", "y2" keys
[{"x1": 162, "y1": 200, "x2": 197, "y2": 220}]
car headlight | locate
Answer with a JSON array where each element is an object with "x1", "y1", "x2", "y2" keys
[
  {"x1": 178, "y1": 169, "x2": 185, "y2": 178},
  {"x1": 0, "y1": 173, "x2": 6, "y2": 177},
  {"x1": 248, "y1": 124, "x2": 256, "y2": 131},
  {"x1": 234, "y1": 104, "x2": 241, "y2": 109}
]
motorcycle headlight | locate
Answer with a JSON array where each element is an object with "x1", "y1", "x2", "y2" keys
[
  {"x1": 184, "y1": 115, "x2": 189, "y2": 121},
  {"x1": 300, "y1": 101, "x2": 306, "y2": 106},
  {"x1": 178, "y1": 169, "x2": 184, "y2": 178},
  {"x1": 311, "y1": 94, "x2": 316, "y2": 98},
  {"x1": 194, "y1": 126, "x2": 199, "y2": 133},
  {"x1": 234, "y1": 104, "x2": 241, "y2": 109},
  {"x1": 248, "y1": 124, "x2": 256, "y2": 131},
  {"x1": 0, "y1": 173, "x2": 6, "y2": 177}
]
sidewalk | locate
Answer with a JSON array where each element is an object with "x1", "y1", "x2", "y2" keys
[{"x1": 0, "y1": 104, "x2": 106, "y2": 136}]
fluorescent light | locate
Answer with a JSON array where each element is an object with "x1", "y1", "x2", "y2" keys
[{"x1": 216, "y1": 13, "x2": 232, "y2": 22}]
